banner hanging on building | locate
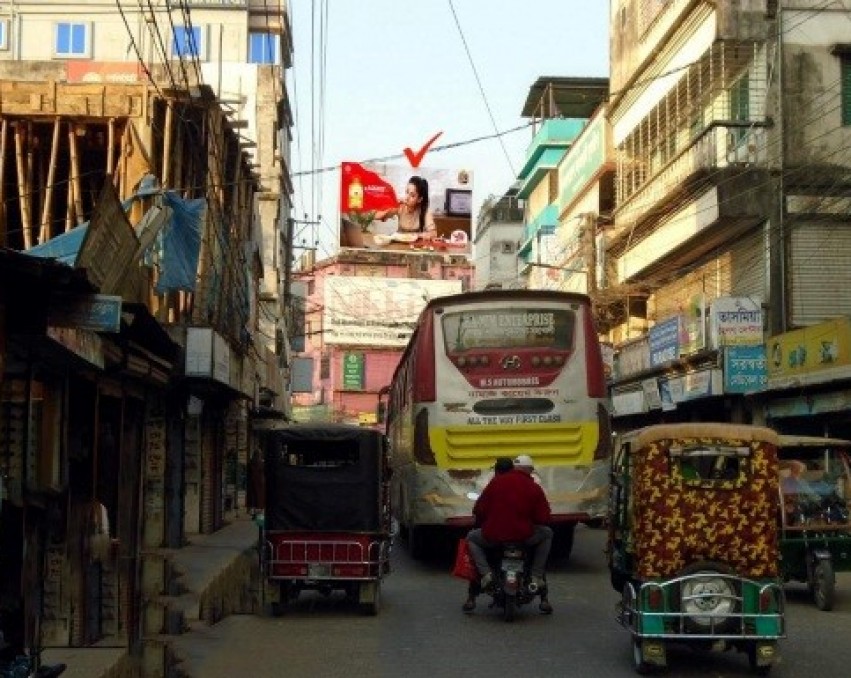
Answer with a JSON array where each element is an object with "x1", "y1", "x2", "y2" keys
[{"x1": 323, "y1": 276, "x2": 462, "y2": 347}]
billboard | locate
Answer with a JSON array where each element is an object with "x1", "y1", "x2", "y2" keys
[
  {"x1": 323, "y1": 276, "x2": 462, "y2": 347},
  {"x1": 339, "y1": 161, "x2": 473, "y2": 257}
]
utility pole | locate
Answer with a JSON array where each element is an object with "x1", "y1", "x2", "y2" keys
[{"x1": 284, "y1": 216, "x2": 321, "y2": 307}]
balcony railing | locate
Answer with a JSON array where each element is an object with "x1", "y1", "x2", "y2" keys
[{"x1": 614, "y1": 122, "x2": 767, "y2": 233}]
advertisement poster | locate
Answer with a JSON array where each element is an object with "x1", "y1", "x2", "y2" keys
[
  {"x1": 339, "y1": 161, "x2": 473, "y2": 257},
  {"x1": 323, "y1": 276, "x2": 462, "y2": 347}
]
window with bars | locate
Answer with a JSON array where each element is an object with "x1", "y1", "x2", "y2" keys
[{"x1": 842, "y1": 55, "x2": 851, "y2": 126}]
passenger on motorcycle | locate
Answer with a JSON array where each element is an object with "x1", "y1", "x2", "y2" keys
[{"x1": 465, "y1": 454, "x2": 554, "y2": 614}]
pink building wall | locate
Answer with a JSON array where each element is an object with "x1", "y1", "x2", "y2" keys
[{"x1": 292, "y1": 252, "x2": 474, "y2": 423}]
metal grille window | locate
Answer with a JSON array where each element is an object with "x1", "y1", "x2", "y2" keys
[{"x1": 843, "y1": 55, "x2": 851, "y2": 126}]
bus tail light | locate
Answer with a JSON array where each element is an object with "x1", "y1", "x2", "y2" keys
[
  {"x1": 413, "y1": 315, "x2": 436, "y2": 402},
  {"x1": 583, "y1": 306, "x2": 606, "y2": 398},
  {"x1": 593, "y1": 403, "x2": 612, "y2": 460},
  {"x1": 414, "y1": 409, "x2": 436, "y2": 464}
]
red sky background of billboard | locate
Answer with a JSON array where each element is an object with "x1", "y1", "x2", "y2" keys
[{"x1": 340, "y1": 162, "x2": 400, "y2": 212}]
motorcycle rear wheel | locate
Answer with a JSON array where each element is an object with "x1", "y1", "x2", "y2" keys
[{"x1": 503, "y1": 592, "x2": 517, "y2": 622}]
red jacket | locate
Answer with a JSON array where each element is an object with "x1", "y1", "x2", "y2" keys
[{"x1": 473, "y1": 469, "x2": 552, "y2": 543}]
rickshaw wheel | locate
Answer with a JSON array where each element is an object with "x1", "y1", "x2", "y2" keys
[
  {"x1": 632, "y1": 638, "x2": 654, "y2": 675},
  {"x1": 358, "y1": 580, "x2": 381, "y2": 616},
  {"x1": 810, "y1": 560, "x2": 835, "y2": 611},
  {"x1": 504, "y1": 592, "x2": 517, "y2": 622},
  {"x1": 747, "y1": 641, "x2": 774, "y2": 675}
]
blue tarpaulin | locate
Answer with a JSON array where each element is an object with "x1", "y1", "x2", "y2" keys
[
  {"x1": 155, "y1": 192, "x2": 205, "y2": 293},
  {"x1": 26, "y1": 187, "x2": 206, "y2": 295}
]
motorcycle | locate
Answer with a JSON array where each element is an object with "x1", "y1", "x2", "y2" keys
[{"x1": 482, "y1": 543, "x2": 549, "y2": 622}]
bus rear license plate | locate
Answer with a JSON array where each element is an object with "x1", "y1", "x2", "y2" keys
[{"x1": 308, "y1": 563, "x2": 330, "y2": 578}]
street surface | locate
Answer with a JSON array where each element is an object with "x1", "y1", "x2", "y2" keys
[{"x1": 176, "y1": 527, "x2": 851, "y2": 677}]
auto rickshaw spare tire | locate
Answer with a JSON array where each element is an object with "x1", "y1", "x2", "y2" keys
[
  {"x1": 810, "y1": 559, "x2": 835, "y2": 611},
  {"x1": 677, "y1": 560, "x2": 738, "y2": 633}
]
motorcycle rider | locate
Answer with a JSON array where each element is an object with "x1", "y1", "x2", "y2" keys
[{"x1": 464, "y1": 454, "x2": 554, "y2": 614}]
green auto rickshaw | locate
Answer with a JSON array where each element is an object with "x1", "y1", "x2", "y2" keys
[{"x1": 777, "y1": 434, "x2": 851, "y2": 611}]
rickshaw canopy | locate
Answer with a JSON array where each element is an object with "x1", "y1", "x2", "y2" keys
[
  {"x1": 615, "y1": 422, "x2": 781, "y2": 580},
  {"x1": 263, "y1": 424, "x2": 388, "y2": 533}
]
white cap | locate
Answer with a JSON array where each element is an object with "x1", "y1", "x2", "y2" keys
[{"x1": 513, "y1": 454, "x2": 534, "y2": 470}]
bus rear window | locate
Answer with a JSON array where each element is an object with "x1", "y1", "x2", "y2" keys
[{"x1": 442, "y1": 308, "x2": 575, "y2": 351}]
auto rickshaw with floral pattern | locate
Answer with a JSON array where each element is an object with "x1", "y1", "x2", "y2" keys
[{"x1": 607, "y1": 423, "x2": 786, "y2": 675}]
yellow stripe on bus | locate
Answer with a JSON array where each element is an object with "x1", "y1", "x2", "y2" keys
[{"x1": 429, "y1": 422, "x2": 600, "y2": 468}]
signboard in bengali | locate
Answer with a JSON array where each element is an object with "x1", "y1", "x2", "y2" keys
[
  {"x1": 724, "y1": 345, "x2": 768, "y2": 394},
  {"x1": 660, "y1": 368, "x2": 723, "y2": 408},
  {"x1": 48, "y1": 294, "x2": 122, "y2": 333},
  {"x1": 642, "y1": 378, "x2": 663, "y2": 410},
  {"x1": 339, "y1": 161, "x2": 473, "y2": 257},
  {"x1": 614, "y1": 336, "x2": 651, "y2": 379},
  {"x1": 648, "y1": 316, "x2": 680, "y2": 367},
  {"x1": 767, "y1": 317, "x2": 851, "y2": 379},
  {"x1": 711, "y1": 297, "x2": 764, "y2": 347},
  {"x1": 342, "y1": 353, "x2": 365, "y2": 391},
  {"x1": 323, "y1": 276, "x2": 462, "y2": 347},
  {"x1": 558, "y1": 113, "x2": 607, "y2": 213},
  {"x1": 612, "y1": 388, "x2": 646, "y2": 417}
]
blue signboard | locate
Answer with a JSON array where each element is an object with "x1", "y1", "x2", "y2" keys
[
  {"x1": 648, "y1": 316, "x2": 680, "y2": 367},
  {"x1": 724, "y1": 345, "x2": 767, "y2": 394}
]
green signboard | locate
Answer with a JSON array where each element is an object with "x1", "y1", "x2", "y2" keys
[{"x1": 342, "y1": 353, "x2": 365, "y2": 391}]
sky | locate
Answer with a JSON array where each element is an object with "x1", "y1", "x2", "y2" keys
[{"x1": 286, "y1": 1, "x2": 610, "y2": 261}]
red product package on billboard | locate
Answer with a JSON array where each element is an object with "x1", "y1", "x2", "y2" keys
[{"x1": 340, "y1": 162, "x2": 400, "y2": 213}]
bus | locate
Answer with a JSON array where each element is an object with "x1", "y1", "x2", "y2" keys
[{"x1": 382, "y1": 288, "x2": 612, "y2": 559}]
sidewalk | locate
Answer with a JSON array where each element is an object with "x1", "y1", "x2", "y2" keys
[{"x1": 41, "y1": 515, "x2": 261, "y2": 678}]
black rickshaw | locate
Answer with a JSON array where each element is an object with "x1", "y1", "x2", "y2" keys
[
  {"x1": 777, "y1": 434, "x2": 851, "y2": 611},
  {"x1": 607, "y1": 423, "x2": 786, "y2": 675},
  {"x1": 259, "y1": 424, "x2": 392, "y2": 615}
]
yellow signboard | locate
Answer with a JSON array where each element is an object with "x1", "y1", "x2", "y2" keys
[{"x1": 767, "y1": 317, "x2": 851, "y2": 378}]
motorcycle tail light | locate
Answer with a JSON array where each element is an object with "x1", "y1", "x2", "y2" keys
[{"x1": 647, "y1": 588, "x2": 664, "y2": 611}]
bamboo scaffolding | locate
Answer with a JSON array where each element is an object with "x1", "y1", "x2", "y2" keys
[
  {"x1": 15, "y1": 123, "x2": 32, "y2": 248},
  {"x1": 39, "y1": 117, "x2": 61, "y2": 244},
  {"x1": 0, "y1": 119, "x2": 7, "y2": 246},
  {"x1": 68, "y1": 125, "x2": 84, "y2": 224}
]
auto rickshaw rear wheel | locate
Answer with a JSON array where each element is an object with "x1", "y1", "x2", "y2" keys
[
  {"x1": 746, "y1": 640, "x2": 775, "y2": 675},
  {"x1": 632, "y1": 638, "x2": 663, "y2": 674},
  {"x1": 809, "y1": 559, "x2": 835, "y2": 611}
]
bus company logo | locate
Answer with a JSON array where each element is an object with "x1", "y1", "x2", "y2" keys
[{"x1": 501, "y1": 355, "x2": 522, "y2": 370}]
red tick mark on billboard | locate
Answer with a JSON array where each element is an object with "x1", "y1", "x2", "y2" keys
[{"x1": 403, "y1": 132, "x2": 443, "y2": 168}]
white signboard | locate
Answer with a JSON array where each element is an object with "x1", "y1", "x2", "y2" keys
[
  {"x1": 186, "y1": 327, "x2": 231, "y2": 387},
  {"x1": 323, "y1": 276, "x2": 462, "y2": 347},
  {"x1": 711, "y1": 297, "x2": 763, "y2": 347}
]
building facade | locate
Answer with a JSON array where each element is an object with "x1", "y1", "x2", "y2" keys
[
  {"x1": 603, "y1": 1, "x2": 851, "y2": 435},
  {"x1": 0, "y1": 1, "x2": 294, "y2": 674}
]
